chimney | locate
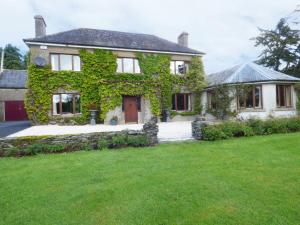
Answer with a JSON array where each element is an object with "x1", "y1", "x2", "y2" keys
[
  {"x1": 178, "y1": 32, "x2": 189, "y2": 47},
  {"x1": 34, "y1": 15, "x2": 46, "y2": 38}
]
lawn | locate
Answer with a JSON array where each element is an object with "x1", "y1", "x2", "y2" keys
[{"x1": 1, "y1": 133, "x2": 300, "y2": 225}]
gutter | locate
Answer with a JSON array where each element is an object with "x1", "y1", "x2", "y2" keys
[
  {"x1": 24, "y1": 41, "x2": 205, "y2": 57},
  {"x1": 204, "y1": 80, "x2": 300, "y2": 90}
]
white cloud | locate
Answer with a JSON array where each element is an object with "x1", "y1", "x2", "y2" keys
[{"x1": 0, "y1": 0, "x2": 297, "y2": 73}]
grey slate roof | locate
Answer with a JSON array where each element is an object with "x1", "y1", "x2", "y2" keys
[
  {"x1": 24, "y1": 28, "x2": 203, "y2": 55},
  {"x1": 0, "y1": 70, "x2": 27, "y2": 88},
  {"x1": 206, "y1": 63, "x2": 300, "y2": 87}
]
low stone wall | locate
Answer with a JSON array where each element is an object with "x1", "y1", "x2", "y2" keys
[{"x1": 0, "y1": 117, "x2": 159, "y2": 156}]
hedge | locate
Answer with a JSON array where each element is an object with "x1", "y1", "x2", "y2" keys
[{"x1": 202, "y1": 117, "x2": 300, "y2": 141}]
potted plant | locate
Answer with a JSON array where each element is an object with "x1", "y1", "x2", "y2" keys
[
  {"x1": 88, "y1": 104, "x2": 98, "y2": 125},
  {"x1": 110, "y1": 116, "x2": 118, "y2": 125}
]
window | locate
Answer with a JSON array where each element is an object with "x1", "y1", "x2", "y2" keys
[
  {"x1": 172, "y1": 93, "x2": 191, "y2": 111},
  {"x1": 276, "y1": 85, "x2": 292, "y2": 108},
  {"x1": 238, "y1": 85, "x2": 262, "y2": 109},
  {"x1": 116, "y1": 58, "x2": 141, "y2": 73},
  {"x1": 207, "y1": 91, "x2": 216, "y2": 110},
  {"x1": 52, "y1": 93, "x2": 81, "y2": 115},
  {"x1": 170, "y1": 61, "x2": 188, "y2": 74},
  {"x1": 50, "y1": 54, "x2": 81, "y2": 71}
]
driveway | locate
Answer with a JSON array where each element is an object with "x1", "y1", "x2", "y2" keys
[
  {"x1": 0, "y1": 121, "x2": 31, "y2": 138},
  {"x1": 6, "y1": 121, "x2": 193, "y2": 142}
]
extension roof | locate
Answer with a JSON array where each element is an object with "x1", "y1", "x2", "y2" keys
[
  {"x1": 207, "y1": 62, "x2": 300, "y2": 87},
  {"x1": 24, "y1": 28, "x2": 203, "y2": 55},
  {"x1": 0, "y1": 70, "x2": 27, "y2": 88}
]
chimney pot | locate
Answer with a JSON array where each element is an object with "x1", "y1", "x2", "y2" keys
[
  {"x1": 178, "y1": 32, "x2": 189, "y2": 47},
  {"x1": 34, "y1": 15, "x2": 46, "y2": 38}
]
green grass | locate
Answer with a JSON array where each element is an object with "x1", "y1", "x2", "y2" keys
[{"x1": 1, "y1": 133, "x2": 300, "y2": 225}]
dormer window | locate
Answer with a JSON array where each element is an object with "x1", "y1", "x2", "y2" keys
[
  {"x1": 51, "y1": 54, "x2": 81, "y2": 71},
  {"x1": 170, "y1": 61, "x2": 188, "y2": 74},
  {"x1": 117, "y1": 58, "x2": 140, "y2": 73}
]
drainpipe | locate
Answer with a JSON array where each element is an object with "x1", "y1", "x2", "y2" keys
[{"x1": 0, "y1": 47, "x2": 4, "y2": 73}]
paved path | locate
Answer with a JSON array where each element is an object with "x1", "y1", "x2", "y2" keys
[
  {"x1": 0, "y1": 121, "x2": 31, "y2": 138},
  {"x1": 7, "y1": 121, "x2": 193, "y2": 142}
]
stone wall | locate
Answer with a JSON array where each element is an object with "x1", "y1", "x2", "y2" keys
[{"x1": 0, "y1": 117, "x2": 159, "y2": 156}]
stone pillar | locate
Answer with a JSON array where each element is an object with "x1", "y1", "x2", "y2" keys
[
  {"x1": 143, "y1": 117, "x2": 159, "y2": 145},
  {"x1": 191, "y1": 116, "x2": 207, "y2": 140}
]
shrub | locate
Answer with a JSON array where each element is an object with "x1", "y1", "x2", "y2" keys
[
  {"x1": 247, "y1": 119, "x2": 265, "y2": 135},
  {"x1": 127, "y1": 135, "x2": 150, "y2": 147},
  {"x1": 222, "y1": 122, "x2": 254, "y2": 137},
  {"x1": 111, "y1": 133, "x2": 128, "y2": 148},
  {"x1": 202, "y1": 125, "x2": 228, "y2": 141},
  {"x1": 202, "y1": 117, "x2": 300, "y2": 141},
  {"x1": 98, "y1": 138, "x2": 110, "y2": 150}
]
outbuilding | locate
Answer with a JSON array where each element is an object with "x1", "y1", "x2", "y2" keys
[{"x1": 0, "y1": 70, "x2": 28, "y2": 121}]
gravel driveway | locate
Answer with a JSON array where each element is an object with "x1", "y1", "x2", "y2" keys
[{"x1": 7, "y1": 121, "x2": 193, "y2": 142}]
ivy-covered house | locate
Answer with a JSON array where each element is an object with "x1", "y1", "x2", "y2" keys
[
  {"x1": 202, "y1": 63, "x2": 300, "y2": 120},
  {"x1": 24, "y1": 15, "x2": 206, "y2": 125}
]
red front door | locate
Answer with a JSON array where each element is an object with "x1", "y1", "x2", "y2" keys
[
  {"x1": 5, "y1": 101, "x2": 28, "y2": 121},
  {"x1": 123, "y1": 96, "x2": 138, "y2": 123}
]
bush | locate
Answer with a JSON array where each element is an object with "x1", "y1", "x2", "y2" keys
[
  {"x1": 203, "y1": 117, "x2": 300, "y2": 141},
  {"x1": 98, "y1": 138, "x2": 110, "y2": 150},
  {"x1": 202, "y1": 125, "x2": 228, "y2": 141},
  {"x1": 111, "y1": 133, "x2": 128, "y2": 148},
  {"x1": 127, "y1": 135, "x2": 150, "y2": 147}
]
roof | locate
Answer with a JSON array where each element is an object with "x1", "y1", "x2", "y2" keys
[
  {"x1": 0, "y1": 70, "x2": 27, "y2": 88},
  {"x1": 206, "y1": 62, "x2": 300, "y2": 87},
  {"x1": 24, "y1": 28, "x2": 203, "y2": 55}
]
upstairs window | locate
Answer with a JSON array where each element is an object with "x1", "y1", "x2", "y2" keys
[
  {"x1": 172, "y1": 93, "x2": 191, "y2": 111},
  {"x1": 50, "y1": 54, "x2": 81, "y2": 71},
  {"x1": 117, "y1": 58, "x2": 140, "y2": 73},
  {"x1": 276, "y1": 85, "x2": 292, "y2": 108},
  {"x1": 238, "y1": 86, "x2": 262, "y2": 109},
  {"x1": 170, "y1": 61, "x2": 188, "y2": 74},
  {"x1": 52, "y1": 93, "x2": 81, "y2": 115}
]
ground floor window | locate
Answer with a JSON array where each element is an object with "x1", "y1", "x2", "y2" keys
[
  {"x1": 238, "y1": 85, "x2": 262, "y2": 109},
  {"x1": 52, "y1": 93, "x2": 81, "y2": 115},
  {"x1": 207, "y1": 91, "x2": 216, "y2": 110},
  {"x1": 172, "y1": 93, "x2": 191, "y2": 111},
  {"x1": 276, "y1": 85, "x2": 292, "y2": 108}
]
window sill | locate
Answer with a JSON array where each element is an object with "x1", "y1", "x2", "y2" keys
[
  {"x1": 239, "y1": 108, "x2": 265, "y2": 112},
  {"x1": 274, "y1": 107, "x2": 295, "y2": 111},
  {"x1": 52, "y1": 113, "x2": 82, "y2": 117}
]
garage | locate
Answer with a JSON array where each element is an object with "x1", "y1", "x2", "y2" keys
[
  {"x1": 0, "y1": 70, "x2": 28, "y2": 121},
  {"x1": 4, "y1": 101, "x2": 28, "y2": 121}
]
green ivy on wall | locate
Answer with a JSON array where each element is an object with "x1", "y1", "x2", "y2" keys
[{"x1": 25, "y1": 49, "x2": 206, "y2": 124}]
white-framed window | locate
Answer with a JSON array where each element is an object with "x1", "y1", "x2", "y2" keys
[
  {"x1": 276, "y1": 85, "x2": 292, "y2": 108},
  {"x1": 170, "y1": 60, "x2": 188, "y2": 74},
  {"x1": 50, "y1": 54, "x2": 81, "y2": 71},
  {"x1": 238, "y1": 85, "x2": 262, "y2": 109},
  {"x1": 116, "y1": 58, "x2": 141, "y2": 74}
]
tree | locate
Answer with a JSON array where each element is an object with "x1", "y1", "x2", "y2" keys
[
  {"x1": 186, "y1": 56, "x2": 207, "y2": 113},
  {"x1": 0, "y1": 44, "x2": 27, "y2": 70},
  {"x1": 253, "y1": 19, "x2": 300, "y2": 77}
]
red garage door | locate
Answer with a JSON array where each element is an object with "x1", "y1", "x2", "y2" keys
[{"x1": 5, "y1": 101, "x2": 28, "y2": 121}]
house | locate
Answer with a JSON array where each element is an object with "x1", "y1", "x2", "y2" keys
[
  {"x1": 23, "y1": 15, "x2": 204, "y2": 125},
  {"x1": 0, "y1": 70, "x2": 28, "y2": 121},
  {"x1": 202, "y1": 63, "x2": 300, "y2": 120}
]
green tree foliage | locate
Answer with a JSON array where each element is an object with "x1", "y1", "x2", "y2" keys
[
  {"x1": 253, "y1": 19, "x2": 300, "y2": 77},
  {"x1": 0, "y1": 44, "x2": 27, "y2": 70},
  {"x1": 186, "y1": 57, "x2": 206, "y2": 113}
]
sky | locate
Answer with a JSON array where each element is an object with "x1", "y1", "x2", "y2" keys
[{"x1": 0, "y1": 0, "x2": 298, "y2": 73}]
